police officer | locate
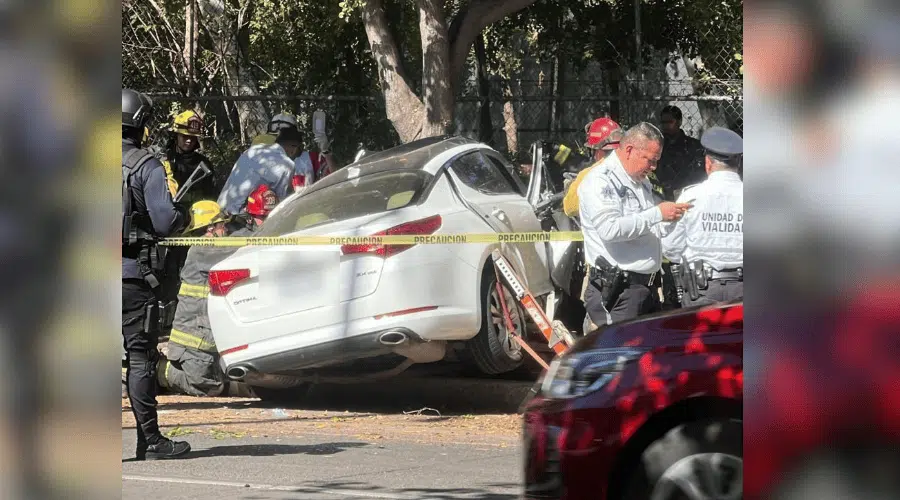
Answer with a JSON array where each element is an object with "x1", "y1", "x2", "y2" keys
[
  {"x1": 662, "y1": 127, "x2": 743, "y2": 306},
  {"x1": 122, "y1": 88, "x2": 191, "y2": 460},
  {"x1": 578, "y1": 122, "x2": 693, "y2": 328}
]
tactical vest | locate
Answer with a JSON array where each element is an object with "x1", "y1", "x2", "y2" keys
[{"x1": 122, "y1": 148, "x2": 166, "y2": 289}]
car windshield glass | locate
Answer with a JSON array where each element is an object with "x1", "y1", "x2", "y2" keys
[{"x1": 257, "y1": 170, "x2": 433, "y2": 236}]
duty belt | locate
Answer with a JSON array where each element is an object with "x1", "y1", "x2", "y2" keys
[
  {"x1": 709, "y1": 268, "x2": 743, "y2": 281},
  {"x1": 624, "y1": 270, "x2": 660, "y2": 287}
]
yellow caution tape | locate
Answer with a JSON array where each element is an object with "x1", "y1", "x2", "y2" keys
[{"x1": 161, "y1": 231, "x2": 585, "y2": 247}]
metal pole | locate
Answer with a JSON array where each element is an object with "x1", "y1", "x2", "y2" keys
[{"x1": 634, "y1": 0, "x2": 642, "y2": 80}]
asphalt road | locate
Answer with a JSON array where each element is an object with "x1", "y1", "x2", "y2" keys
[{"x1": 122, "y1": 431, "x2": 522, "y2": 500}]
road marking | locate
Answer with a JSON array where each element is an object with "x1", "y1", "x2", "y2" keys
[{"x1": 122, "y1": 474, "x2": 410, "y2": 499}]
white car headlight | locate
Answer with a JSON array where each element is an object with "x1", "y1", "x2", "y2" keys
[{"x1": 539, "y1": 348, "x2": 647, "y2": 400}]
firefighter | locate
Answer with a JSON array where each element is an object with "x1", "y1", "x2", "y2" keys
[
  {"x1": 151, "y1": 110, "x2": 218, "y2": 206},
  {"x1": 122, "y1": 88, "x2": 191, "y2": 460},
  {"x1": 160, "y1": 201, "x2": 232, "y2": 397},
  {"x1": 161, "y1": 189, "x2": 279, "y2": 397},
  {"x1": 150, "y1": 110, "x2": 220, "y2": 337},
  {"x1": 562, "y1": 117, "x2": 623, "y2": 218}
]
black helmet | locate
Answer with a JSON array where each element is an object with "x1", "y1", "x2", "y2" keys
[{"x1": 122, "y1": 88, "x2": 154, "y2": 130}]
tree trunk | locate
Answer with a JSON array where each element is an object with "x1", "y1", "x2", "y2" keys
[
  {"x1": 603, "y1": 61, "x2": 621, "y2": 123},
  {"x1": 502, "y1": 83, "x2": 518, "y2": 157},
  {"x1": 361, "y1": 0, "x2": 425, "y2": 143},
  {"x1": 417, "y1": 0, "x2": 454, "y2": 137},
  {"x1": 198, "y1": 0, "x2": 268, "y2": 141},
  {"x1": 183, "y1": 0, "x2": 198, "y2": 96},
  {"x1": 474, "y1": 35, "x2": 494, "y2": 144}
]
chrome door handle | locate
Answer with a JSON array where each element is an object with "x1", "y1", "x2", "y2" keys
[{"x1": 491, "y1": 208, "x2": 508, "y2": 221}]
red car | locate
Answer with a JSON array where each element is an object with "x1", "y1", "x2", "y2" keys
[{"x1": 522, "y1": 301, "x2": 743, "y2": 500}]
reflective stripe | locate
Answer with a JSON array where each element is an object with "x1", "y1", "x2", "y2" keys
[
  {"x1": 162, "y1": 159, "x2": 179, "y2": 198},
  {"x1": 169, "y1": 328, "x2": 217, "y2": 353},
  {"x1": 179, "y1": 282, "x2": 209, "y2": 299}
]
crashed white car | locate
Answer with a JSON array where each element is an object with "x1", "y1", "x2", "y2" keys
[{"x1": 207, "y1": 136, "x2": 583, "y2": 398}]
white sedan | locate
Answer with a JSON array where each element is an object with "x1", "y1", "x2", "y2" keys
[{"x1": 207, "y1": 136, "x2": 582, "y2": 398}]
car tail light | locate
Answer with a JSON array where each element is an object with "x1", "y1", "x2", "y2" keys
[
  {"x1": 341, "y1": 215, "x2": 442, "y2": 258},
  {"x1": 209, "y1": 269, "x2": 251, "y2": 296}
]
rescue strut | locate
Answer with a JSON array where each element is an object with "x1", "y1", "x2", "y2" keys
[{"x1": 490, "y1": 250, "x2": 574, "y2": 366}]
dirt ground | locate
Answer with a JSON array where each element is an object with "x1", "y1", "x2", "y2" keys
[{"x1": 122, "y1": 392, "x2": 525, "y2": 448}]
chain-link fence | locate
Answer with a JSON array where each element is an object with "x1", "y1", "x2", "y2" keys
[{"x1": 125, "y1": 1, "x2": 742, "y2": 171}]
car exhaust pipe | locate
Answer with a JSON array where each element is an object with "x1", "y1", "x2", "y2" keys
[
  {"x1": 226, "y1": 365, "x2": 250, "y2": 381},
  {"x1": 378, "y1": 331, "x2": 408, "y2": 346}
]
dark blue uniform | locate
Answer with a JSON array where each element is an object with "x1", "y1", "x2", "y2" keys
[{"x1": 122, "y1": 136, "x2": 186, "y2": 456}]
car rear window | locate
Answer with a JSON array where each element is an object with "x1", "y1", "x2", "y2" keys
[{"x1": 257, "y1": 170, "x2": 433, "y2": 236}]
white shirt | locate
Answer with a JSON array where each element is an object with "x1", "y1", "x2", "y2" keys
[
  {"x1": 217, "y1": 143, "x2": 295, "y2": 214},
  {"x1": 661, "y1": 171, "x2": 743, "y2": 269},
  {"x1": 577, "y1": 151, "x2": 671, "y2": 274},
  {"x1": 293, "y1": 151, "x2": 316, "y2": 183}
]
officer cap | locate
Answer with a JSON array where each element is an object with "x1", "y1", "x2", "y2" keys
[{"x1": 700, "y1": 126, "x2": 743, "y2": 161}]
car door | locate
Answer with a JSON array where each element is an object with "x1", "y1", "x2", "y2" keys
[
  {"x1": 522, "y1": 142, "x2": 581, "y2": 292},
  {"x1": 446, "y1": 150, "x2": 552, "y2": 295}
]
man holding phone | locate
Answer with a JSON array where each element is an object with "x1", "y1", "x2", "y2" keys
[
  {"x1": 578, "y1": 123, "x2": 694, "y2": 330},
  {"x1": 662, "y1": 126, "x2": 744, "y2": 306}
]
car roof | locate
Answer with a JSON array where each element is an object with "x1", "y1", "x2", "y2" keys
[{"x1": 302, "y1": 136, "x2": 481, "y2": 197}]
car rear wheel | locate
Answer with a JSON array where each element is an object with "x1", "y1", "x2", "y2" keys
[
  {"x1": 463, "y1": 275, "x2": 526, "y2": 375},
  {"x1": 623, "y1": 418, "x2": 742, "y2": 500},
  {"x1": 250, "y1": 384, "x2": 312, "y2": 405}
]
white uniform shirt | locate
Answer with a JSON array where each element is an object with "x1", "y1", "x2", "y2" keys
[
  {"x1": 217, "y1": 143, "x2": 295, "y2": 214},
  {"x1": 661, "y1": 171, "x2": 743, "y2": 269},
  {"x1": 577, "y1": 151, "x2": 671, "y2": 274}
]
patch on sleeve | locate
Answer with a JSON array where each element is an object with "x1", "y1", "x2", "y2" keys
[{"x1": 600, "y1": 185, "x2": 616, "y2": 200}]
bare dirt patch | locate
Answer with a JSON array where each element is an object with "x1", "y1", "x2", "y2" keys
[{"x1": 122, "y1": 395, "x2": 522, "y2": 447}]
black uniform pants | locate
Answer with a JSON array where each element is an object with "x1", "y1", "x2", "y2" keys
[
  {"x1": 682, "y1": 279, "x2": 744, "y2": 307},
  {"x1": 122, "y1": 279, "x2": 164, "y2": 447},
  {"x1": 584, "y1": 278, "x2": 661, "y2": 328}
]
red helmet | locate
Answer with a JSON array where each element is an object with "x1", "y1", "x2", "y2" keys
[
  {"x1": 246, "y1": 184, "x2": 278, "y2": 216},
  {"x1": 585, "y1": 117, "x2": 622, "y2": 150}
]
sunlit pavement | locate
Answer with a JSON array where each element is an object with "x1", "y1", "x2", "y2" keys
[{"x1": 122, "y1": 431, "x2": 521, "y2": 500}]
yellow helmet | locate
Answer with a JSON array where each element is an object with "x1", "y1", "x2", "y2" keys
[
  {"x1": 171, "y1": 110, "x2": 204, "y2": 137},
  {"x1": 185, "y1": 201, "x2": 229, "y2": 233}
]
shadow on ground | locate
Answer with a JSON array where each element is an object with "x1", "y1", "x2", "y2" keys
[
  {"x1": 253, "y1": 376, "x2": 537, "y2": 416},
  {"x1": 122, "y1": 442, "x2": 368, "y2": 463},
  {"x1": 238, "y1": 480, "x2": 520, "y2": 500}
]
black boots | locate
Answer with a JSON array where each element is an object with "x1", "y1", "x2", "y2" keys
[{"x1": 136, "y1": 437, "x2": 191, "y2": 460}]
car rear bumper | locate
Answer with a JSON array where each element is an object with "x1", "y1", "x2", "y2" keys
[
  {"x1": 218, "y1": 307, "x2": 477, "y2": 375},
  {"x1": 227, "y1": 328, "x2": 416, "y2": 375}
]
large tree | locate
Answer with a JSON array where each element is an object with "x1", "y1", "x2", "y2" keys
[{"x1": 344, "y1": 0, "x2": 540, "y2": 142}]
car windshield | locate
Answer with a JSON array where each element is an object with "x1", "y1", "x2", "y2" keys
[{"x1": 257, "y1": 169, "x2": 433, "y2": 236}]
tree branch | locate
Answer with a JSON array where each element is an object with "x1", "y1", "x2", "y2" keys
[{"x1": 447, "y1": 0, "x2": 538, "y2": 90}]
